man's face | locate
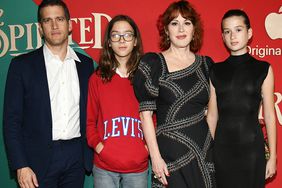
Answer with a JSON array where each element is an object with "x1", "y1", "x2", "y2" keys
[{"x1": 39, "y1": 5, "x2": 72, "y2": 48}]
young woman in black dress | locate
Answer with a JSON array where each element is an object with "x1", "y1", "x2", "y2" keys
[{"x1": 207, "y1": 9, "x2": 277, "y2": 188}]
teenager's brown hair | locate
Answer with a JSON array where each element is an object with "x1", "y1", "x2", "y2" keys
[{"x1": 98, "y1": 15, "x2": 143, "y2": 83}]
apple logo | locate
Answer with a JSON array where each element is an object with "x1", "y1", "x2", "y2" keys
[{"x1": 265, "y1": 6, "x2": 282, "y2": 39}]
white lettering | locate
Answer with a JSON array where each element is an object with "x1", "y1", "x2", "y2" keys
[
  {"x1": 0, "y1": 9, "x2": 4, "y2": 26},
  {"x1": 103, "y1": 117, "x2": 143, "y2": 140},
  {"x1": 0, "y1": 9, "x2": 9, "y2": 57},
  {"x1": 0, "y1": 29, "x2": 9, "y2": 57},
  {"x1": 92, "y1": 13, "x2": 111, "y2": 49},
  {"x1": 112, "y1": 117, "x2": 121, "y2": 137},
  {"x1": 274, "y1": 92, "x2": 282, "y2": 125},
  {"x1": 9, "y1": 25, "x2": 25, "y2": 51},
  {"x1": 103, "y1": 120, "x2": 109, "y2": 140},
  {"x1": 131, "y1": 118, "x2": 136, "y2": 137},
  {"x1": 26, "y1": 23, "x2": 33, "y2": 50},
  {"x1": 259, "y1": 92, "x2": 282, "y2": 126},
  {"x1": 78, "y1": 17, "x2": 93, "y2": 44},
  {"x1": 121, "y1": 116, "x2": 130, "y2": 136},
  {"x1": 248, "y1": 45, "x2": 282, "y2": 58},
  {"x1": 35, "y1": 23, "x2": 43, "y2": 48},
  {"x1": 0, "y1": 10, "x2": 112, "y2": 57}
]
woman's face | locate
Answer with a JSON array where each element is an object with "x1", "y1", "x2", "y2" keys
[
  {"x1": 166, "y1": 14, "x2": 194, "y2": 49},
  {"x1": 109, "y1": 21, "x2": 136, "y2": 62},
  {"x1": 222, "y1": 16, "x2": 252, "y2": 55}
]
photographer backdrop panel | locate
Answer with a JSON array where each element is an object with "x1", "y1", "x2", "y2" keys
[{"x1": 0, "y1": 0, "x2": 281, "y2": 187}]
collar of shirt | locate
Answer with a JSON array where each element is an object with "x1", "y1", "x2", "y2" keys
[
  {"x1": 115, "y1": 67, "x2": 129, "y2": 78},
  {"x1": 43, "y1": 44, "x2": 81, "y2": 63}
]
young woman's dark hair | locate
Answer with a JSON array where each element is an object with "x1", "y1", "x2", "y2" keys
[
  {"x1": 98, "y1": 15, "x2": 143, "y2": 83},
  {"x1": 221, "y1": 9, "x2": 251, "y2": 31},
  {"x1": 157, "y1": 0, "x2": 203, "y2": 52},
  {"x1": 38, "y1": 0, "x2": 70, "y2": 23}
]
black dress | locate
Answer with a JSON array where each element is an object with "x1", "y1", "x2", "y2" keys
[
  {"x1": 133, "y1": 53, "x2": 216, "y2": 188},
  {"x1": 210, "y1": 53, "x2": 269, "y2": 188}
]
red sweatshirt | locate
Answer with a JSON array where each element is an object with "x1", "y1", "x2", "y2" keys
[{"x1": 87, "y1": 72, "x2": 148, "y2": 173}]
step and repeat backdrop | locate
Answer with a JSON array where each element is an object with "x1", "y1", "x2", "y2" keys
[{"x1": 0, "y1": 0, "x2": 281, "y2": 187}]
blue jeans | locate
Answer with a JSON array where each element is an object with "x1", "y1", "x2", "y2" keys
[{"x1": 93, "y1": 165, "x2": 148, "y2": 188}]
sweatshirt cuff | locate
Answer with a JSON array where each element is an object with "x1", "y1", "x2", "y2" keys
[{"x1": 92, "y1": 138, "x2": 102, "y2": 150}]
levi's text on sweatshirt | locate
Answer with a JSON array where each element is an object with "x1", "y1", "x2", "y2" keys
[{"x1": 87, "y1": 72, "x2": 148, "y2": 173}]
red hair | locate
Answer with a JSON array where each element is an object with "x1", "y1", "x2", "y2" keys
[{"x1": 157, "y1": 0, "x2": 203, "y2": 52}]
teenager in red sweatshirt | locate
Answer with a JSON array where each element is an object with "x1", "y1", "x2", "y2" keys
[{"x1": 86, "y1": 15, "x2": 148, "y2": 188}]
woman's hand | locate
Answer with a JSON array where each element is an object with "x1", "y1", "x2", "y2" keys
[
  {"x1": 140, "y1": 111, "x2": 170, "y2": 185},
  {"x1": 152, "y1": 156, "x2": 170, "y2": 185},
  {"x1": 265, "y1": 157, "x2": 276, "y2": 179}
]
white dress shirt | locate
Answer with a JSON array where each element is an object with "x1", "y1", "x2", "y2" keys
[{"x1": 43, "y1": 45, "x2": 81, "y2": 140}]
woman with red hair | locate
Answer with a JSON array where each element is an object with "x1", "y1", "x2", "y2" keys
[{"x1": 134, "y1": 1, "x2": 216, "y2": 187}]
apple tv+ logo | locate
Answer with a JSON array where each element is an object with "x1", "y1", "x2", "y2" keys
[
  {"x1": 265, "y1": 6, "x2": 282, "y2": 40},
  {"x1": 248, "y1": 6, "x2": 282, "y2": 58}
]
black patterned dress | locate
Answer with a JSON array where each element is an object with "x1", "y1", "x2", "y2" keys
[{"x1": 133, "y1": 53, "x2": 216, "y2": 188}]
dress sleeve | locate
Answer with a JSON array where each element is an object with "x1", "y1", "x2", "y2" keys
[
  {"x1": 258, "y1": 61, "x2": 270, "y2": 86},
  {"x1": 205, "y1": 56, "x2": 214, "y2": 70},
  {"x1": 209, "y1": 65, "x2": 216, "y2": 87},
  {"x1": 133, "y1": 52, "x2": 162, "y2": 112},
  {"x1": 202, "y1": 55, "x2": 214, "y2": 82}
]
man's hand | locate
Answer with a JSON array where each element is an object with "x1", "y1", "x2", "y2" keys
[{"x1": 17, "y1": 167, "x2": 39, "y2": 188}]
